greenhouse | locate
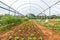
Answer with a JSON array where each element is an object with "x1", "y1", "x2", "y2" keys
[{"x1": 0, "y1": 0, "x2": 60, "y2": 40}]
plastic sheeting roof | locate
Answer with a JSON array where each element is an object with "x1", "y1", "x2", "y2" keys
[{"x1": 0, "y1": 0, "x2": 60, "y2": 16}]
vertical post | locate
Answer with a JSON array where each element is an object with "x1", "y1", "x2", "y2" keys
[
  {"x1": 49, "y1": 8, "x2": 50, "y2": 19},
  {"x1": 9, "y1": 7, "x2": 10, "y2": 15},
  {"x1": 49, "y1": 7, "x2": 51, "y2": 19}
]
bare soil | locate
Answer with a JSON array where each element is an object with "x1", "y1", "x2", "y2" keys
[
  {"x1": 0, "y1": 21, "x2": 60, "y2": 40},
  {"x1": 33, "y1": 21, "x2": 60, "y2": 40}
]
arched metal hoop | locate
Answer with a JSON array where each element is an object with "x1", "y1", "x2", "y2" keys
[
  {"x1": 16, "y1": 3, "x2": 44, "y2": 11},
  {"x1": 19, "y1": 6, "x2": 42, "y2": 15},
  {"x1": 18, "y1": 6, "x2": 42, "y2": 12}
]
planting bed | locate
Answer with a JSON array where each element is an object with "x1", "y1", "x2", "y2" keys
[
  {"x1": 0, "y1": 21, "x2": 60, "y2": 40},
  {"x1": 48, "y1": 20, "x2": 60, "y2": 34},
  {"x1": 48, "y1": 19, "x2": 60, "y2": 26},
  {"x1": 0, "y1": 14, "x2": 28, "y2": 33},
  {"x1": 0, "y1": 21, "x2": 44, "y2": 40},
  {"x1": 37, "y1": 19, "x2": 60, "y2": 34}
]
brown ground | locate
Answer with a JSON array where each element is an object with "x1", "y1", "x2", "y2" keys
[
  {"x1": 33, "y1": 21, "x2": 60, "y2": 40},
  {"x1": 0, "y1": 22, "x2": 27, "y2": 40},
  {"x1": 0, "y1": 21, "x2": 60, "y2": 40}
]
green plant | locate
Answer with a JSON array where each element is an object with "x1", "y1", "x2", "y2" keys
[
  {"x1": 15, "y1": 36, "x2": 19, "y2": 40},
  {"x1": 21, "y1": 38, "x2": 25, "y2": 40},
  {"x1": 8, "y1": 36, "x2": 13, "y2": 40},
  {"x1": 39, "y1": 22, "x2": 52, "y2": 29},
  {"x1": 30, "y1": 33, "x2": 35, "y2": 37},
  {"x1": 0, "y1": 24, "x2": 14, "y2": 32},
  {"x1": 39, "y1": 37, "x2": 43, "y2": 40},
  {"x1": 28, "y1": 37, "x2": 33, "y2": 40},
  {"x1": 33, "y1": 37, "x2": 36, "y2": 40},
  {"x1": 0, "y1": 14, "x2": 29, "y2": 33}
]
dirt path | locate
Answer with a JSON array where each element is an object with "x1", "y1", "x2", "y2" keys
[{"x1": 33, "y1": 21, "x2": 60, "y2": 40}]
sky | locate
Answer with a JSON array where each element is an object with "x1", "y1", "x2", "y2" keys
[{"x1": 0, "y1": 0, "x2": 60, "y2": 16}]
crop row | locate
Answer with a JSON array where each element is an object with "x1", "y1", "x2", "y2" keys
[
  {"x1": 37, "y1": 20, "x2": 60, "y2": 34},
  {"x1": 0, "y1": 14, "x2": 28, "y2": 33},
  {"x1": 8, "y1": 21, "x2": 43, "y2": 40}
]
